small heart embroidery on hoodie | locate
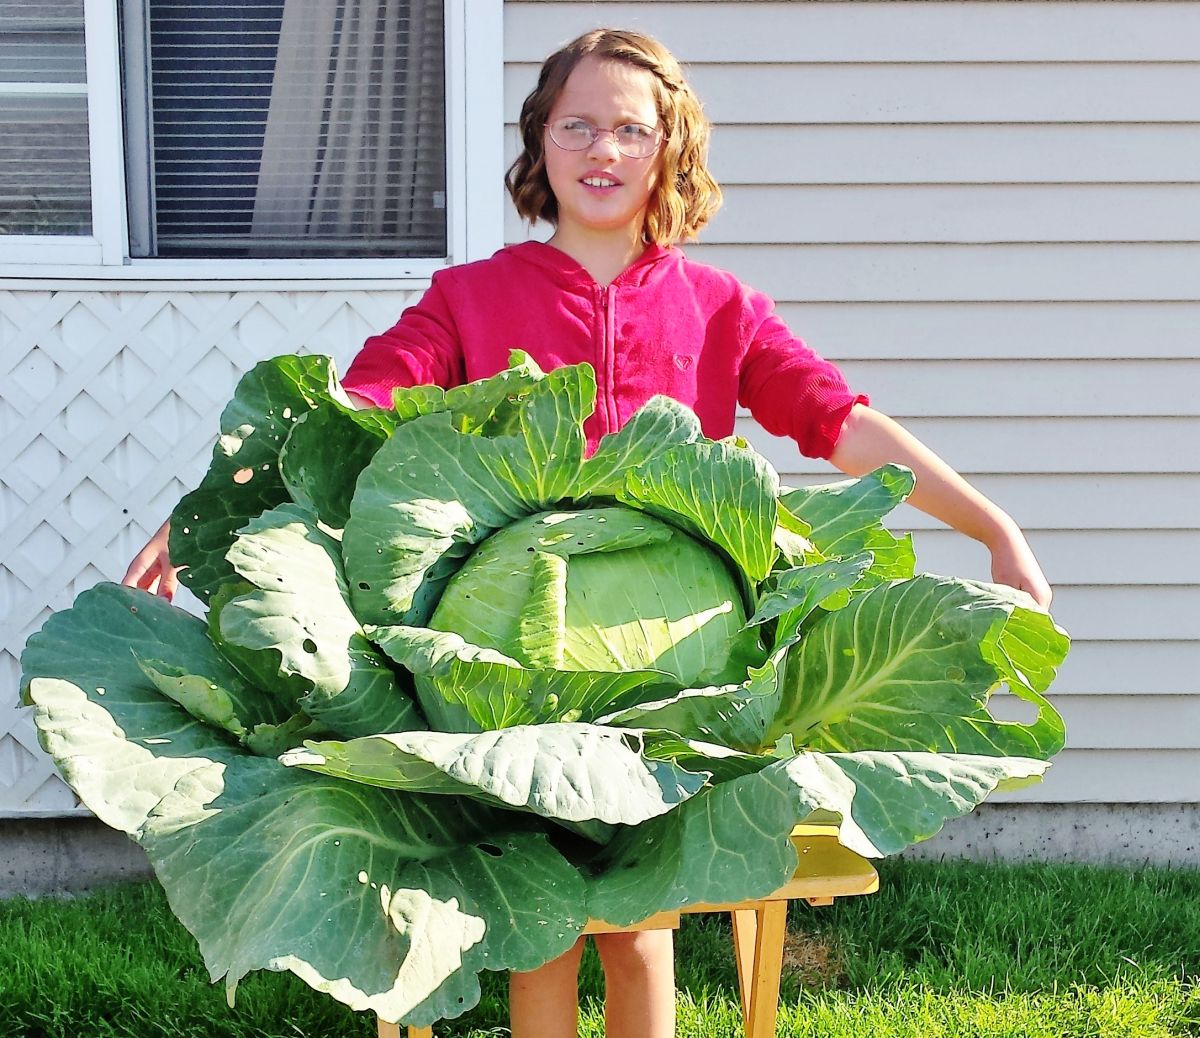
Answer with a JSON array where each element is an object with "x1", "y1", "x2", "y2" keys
[{"x1": 673, "y1": 354, "x2": 693, "y2": 371}]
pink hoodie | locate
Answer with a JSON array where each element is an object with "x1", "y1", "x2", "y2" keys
[{"x1": 342, "y1": 241, "x2": 868, "y2": 458}]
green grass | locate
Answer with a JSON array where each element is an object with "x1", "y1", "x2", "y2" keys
[{"x1": 2, "y1": 857, "x2": 1199, "y2": 1037}]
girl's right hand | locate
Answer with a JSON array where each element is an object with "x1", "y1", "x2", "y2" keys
[{"x1": 122, "y1": 519, "x2": 180, "y2": 601}]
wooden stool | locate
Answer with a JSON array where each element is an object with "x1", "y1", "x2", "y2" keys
[{"x1": 378, "y1": 823, "x2": 878, "y2": 1038}]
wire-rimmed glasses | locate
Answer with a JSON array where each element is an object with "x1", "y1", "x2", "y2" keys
[{"x1": 545, "y1": 116, "x2": 664, "y2": 159}]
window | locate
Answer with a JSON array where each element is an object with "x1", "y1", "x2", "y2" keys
[
  {"x1": 0, "y1": 0, "x2": 503, "y2": 272},
  {"x1": 0, "y1": 0, "x2": 91, "y2": 236},
  {"x1": 120, "y1": 0, "x2": 447, "y2": 260}
]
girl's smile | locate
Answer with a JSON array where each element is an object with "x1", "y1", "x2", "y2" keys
[{"x1": 579, "y1": 168, "x2": 624, "y2": 193}]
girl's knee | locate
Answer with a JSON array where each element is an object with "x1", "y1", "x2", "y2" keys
[
  {"x1": 512, "y1": 935, "x2": 586, "y2": 985},
  {"x1": 594, "y1": 928, "x2": 674, "y2": 977}
]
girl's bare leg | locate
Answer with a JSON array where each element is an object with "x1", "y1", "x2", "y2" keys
[
  {"x1": 509, "y1": 936, "x2": 586, "y2": 1038},
  {"x1": 595, "y1": 928, "x2": 676, "y2": 1038}
]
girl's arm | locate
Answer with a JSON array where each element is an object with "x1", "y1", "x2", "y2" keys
[{"x1": 829, "y1": 404, "x2": 1052, "y2": 608}]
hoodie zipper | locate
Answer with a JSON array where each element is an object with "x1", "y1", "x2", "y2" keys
[{"x1": 598, "y1": 283, "x2": 618, "y2": 436}]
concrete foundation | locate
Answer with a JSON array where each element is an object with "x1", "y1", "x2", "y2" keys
[
  {"x1": 900, "y1": 802, "x2": 1200, "y2": 867},
  {"x1": 1, "y1": 816, "x2": 153, "y2": 899},
  {"x1": 2, "y1": 803, "x2": 1197, "y2": 899}
]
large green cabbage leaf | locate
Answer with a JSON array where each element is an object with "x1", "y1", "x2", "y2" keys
[{"x1": 20, "y1": 352, "x2": 1068, "y2": 1027}]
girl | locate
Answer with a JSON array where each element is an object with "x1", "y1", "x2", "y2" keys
[{"x1": 125, "y1": 28, "x2": 1051, "y2": 1038}]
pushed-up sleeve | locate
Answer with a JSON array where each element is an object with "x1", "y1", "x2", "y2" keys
[
  {"x1": 341, "y1": 269, "x2": 466, "y2": 405},
  {"x1": 737, "y1": 287, "x2": 869, "y2": 459}
]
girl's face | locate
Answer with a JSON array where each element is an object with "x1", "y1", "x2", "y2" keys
[{"x1": 543, "y1": 56, "x2": 664, "y2": 244}]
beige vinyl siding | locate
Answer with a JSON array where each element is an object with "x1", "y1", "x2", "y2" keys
[
  {"x1": 998, "y1": 751, "x2": 1200, "y2": 803},
  {"x1": 665, "y1": 244, "x2": 1200, "y2": 300},
  {"x1": 505, "y1": 0, "x2": 1200, "y2": 804},
  {"x1": 736, "y1": 417, "x2": 1194, "y2": 474},
  {"x1": 710, "y1": 185, "x2": 1200, "y2": 243},
  {"x1": 1045, "y1": 644, "x2": 1200, "y2": 696},
  {"x1": 505, "y1": 2, "x2": 1200, "y2": 63},
  {"x1": 773, "y1": 302, "x2": 1200, "y2": 360},
  {"x1": 706, "y1": 124, "x2": 1200, "y2": 184}
]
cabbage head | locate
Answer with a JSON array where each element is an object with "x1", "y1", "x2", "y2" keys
[{"x1": 20, "y1": 352, "x2": 1068, "y2": 1028}]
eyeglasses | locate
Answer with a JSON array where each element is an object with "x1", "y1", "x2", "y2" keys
[{"x1": 545, "y1": 116, "x2": 663, "y2": 159}]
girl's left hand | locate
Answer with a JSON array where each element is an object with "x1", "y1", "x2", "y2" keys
[{"x1": 988, "y1": 526, "x2": 1052, "y2": 609}]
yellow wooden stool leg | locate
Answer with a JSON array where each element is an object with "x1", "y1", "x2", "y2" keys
[
  {"x1": 731, "y1": 901, "x2": 788, "y2": 1038},
  {"x1": 748, "y1": 901, "x2": 788, "y2": 1038},
  {"x1": 374, "y1": 1017, "x2": 430, "y2": 1038},
  {"x1": 730, "y1": 907, "x2": 759, "y2": 1028}
]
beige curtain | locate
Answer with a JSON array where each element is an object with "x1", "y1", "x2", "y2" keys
[{"x1": 251, "y1": 0, "x2": 442, "y2": 247}]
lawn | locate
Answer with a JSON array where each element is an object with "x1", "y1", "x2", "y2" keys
[{"x1": 2, "y1": 856, "x2": 1199, "y2": 1037}]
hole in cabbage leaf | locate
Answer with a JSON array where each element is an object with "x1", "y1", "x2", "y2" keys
[
  {"x1": 988, "y1": 693, "x2": 1041, "y2": 726},
  {"x1": 233, "y1": 468, "x2": 254, "y2": 485},
  {"x1": 302, "y1": 638, "x2": 317, "y2": 653},
  {"x1": 358, "y1": 582, "x2": 370, "y2": 591},
  {"x1": 478, "y1": 843, "x2": 503, "y2": 857}
]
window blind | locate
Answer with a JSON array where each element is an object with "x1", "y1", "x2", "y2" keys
[
  {"x1": 0, "y1": 0, "x2": 91, "y2": 237},
  {"x1": 123, "y1": 0, "x2": 447, "y2": 260}
]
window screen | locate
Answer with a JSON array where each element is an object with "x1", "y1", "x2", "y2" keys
[
  {"x1": 0, "y1": 0, "x2": 91, "y2": 236},
  {"x1": 121, "y1": 0, "x2": 447, "y2": 260}
]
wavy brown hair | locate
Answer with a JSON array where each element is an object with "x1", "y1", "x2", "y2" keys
[{"x1": 505, "y1": 28, "x2": 722, "y2": 246}]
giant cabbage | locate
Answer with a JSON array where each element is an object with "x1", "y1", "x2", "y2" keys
[{"x1": 20, "y1": 352, "x2": 1068, "y2": 1028}]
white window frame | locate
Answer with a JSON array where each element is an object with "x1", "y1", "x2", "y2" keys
[{"x1": 0, "y1": 0, "x2": 503, "y2": 281}]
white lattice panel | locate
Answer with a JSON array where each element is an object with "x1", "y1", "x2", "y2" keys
[{"x1": 0, "y1": 286, "x2": 420, "y2": 814}]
